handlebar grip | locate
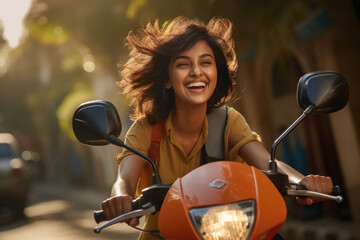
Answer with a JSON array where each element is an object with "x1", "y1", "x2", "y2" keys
[
  {"x1": 94, "y1": 197, "x2": 142, "y2": 224},
  {"x1": 94, "y1": 210, "x2": 107, "y2": 224},
  {"x1": 331, "y1": 185, "x2": 341, "y2": 195},
  {"x1": 131, "y1": 196, "x2": 142, "y2": 210},
  {"x1": 296, "y1": 184, "x2": 341, "y2": 195}
]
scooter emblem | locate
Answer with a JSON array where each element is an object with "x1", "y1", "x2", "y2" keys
[{"x1": 209, "y1": 178, "x2": 227, "y2": 189}]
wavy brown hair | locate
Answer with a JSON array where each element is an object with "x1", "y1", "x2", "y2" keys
[{"x1": 118, "y1": 16, "x2": 238, "y2": 124}]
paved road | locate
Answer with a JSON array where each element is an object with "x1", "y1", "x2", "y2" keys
[{"x1": 0, "y1": 182, "x2": 140, "y2": 240}]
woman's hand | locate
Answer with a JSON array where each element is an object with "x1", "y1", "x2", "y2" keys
[
  {"x1": 101, "y1": 194, "x2": 140, "y2": 227},
  {"x1": 297, "y1": 174, "x2": 333, "y2": 205}
]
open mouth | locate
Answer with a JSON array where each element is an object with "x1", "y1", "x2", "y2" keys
[{"x1": 186, "y1": 81, "x2": 206, "y2": 89}]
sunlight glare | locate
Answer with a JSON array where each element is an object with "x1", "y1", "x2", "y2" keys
[{"x1": 0, "y1": 0, "x2": 33, "y2": 48}]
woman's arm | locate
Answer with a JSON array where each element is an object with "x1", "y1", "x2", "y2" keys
[
  {"x1": 238, "y1": 141, "x2": 333, "y2": 204},
  {"x1": 102, "y1": 154, "x2": 145, "y2": 226},
  {"x1": 237, "y1": 141, "x2": 306, "y2": 183},
  {"x1": 111, "y1": 155, "x2": 145, "y2": 197}
]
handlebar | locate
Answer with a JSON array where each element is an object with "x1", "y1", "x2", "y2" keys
[
  {"x1": 94, "y1": 197, "x2": 143, "y2": 224},
  {"x1": 94, "y1": 206, "x2": 157, "y2": 234},
  {"x1": 291, "y1": 184, "x2": 341, "y2": 195},
  {"x1": 94, "y1": 183, "x2": 171, "y2": 224},
  {"x1": 94, "y1": 184, "x2": 342, "y2": 223}
]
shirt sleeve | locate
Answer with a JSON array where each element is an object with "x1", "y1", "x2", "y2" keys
[
  {"x1": 224, "y1": 107, "x2": 261, "y2": 162},
  {"x1": 116, "y1": 117, "x2": 152, "y2": 165}
]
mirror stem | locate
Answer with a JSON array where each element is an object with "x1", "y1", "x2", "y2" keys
[
  {"x1": 105, "y1": 135, "x2": 162, "y2": 184},
  {"x1": 269, "y1": 105, "x2": 315, "y2": 172}
]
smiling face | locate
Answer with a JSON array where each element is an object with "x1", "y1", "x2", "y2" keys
[{"x1": 167, "y1": 40, "x2": 217, "y2": 109}]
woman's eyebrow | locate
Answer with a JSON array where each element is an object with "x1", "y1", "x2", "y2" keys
[
  {"x1": 173, "y1": 56, "x2": 189, "y2": 62},
  {"x1": 200, "y1": 53, "x2": 214, "y2": 59},
  {"x1": 173, "y1": 53, "x2": 214, "y2": 62}
]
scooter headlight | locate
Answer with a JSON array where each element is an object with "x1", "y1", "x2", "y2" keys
[{"x1": 189, "y1": 200, "x2": 256, "y2": 240}]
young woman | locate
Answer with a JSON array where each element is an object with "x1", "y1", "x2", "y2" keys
[{"x1": 102, "y1": 16, "x2": 333, "y2": 240}]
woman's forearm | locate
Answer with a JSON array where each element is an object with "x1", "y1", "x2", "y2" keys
[{"x1": 238, "y1": 141, "x2": 305, "y2": 184}]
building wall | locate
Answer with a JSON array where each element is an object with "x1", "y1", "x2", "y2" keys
[{"x1": 233, "y1": 0, "x2": 360, "y2": 222}]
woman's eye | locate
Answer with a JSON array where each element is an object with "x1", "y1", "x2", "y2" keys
[
  {"x1": 176, "y1": 62, "x2": 188, "y2": 67},
  {"x1": 201, "y1": 60, "x2": 212, "y2": 65}
]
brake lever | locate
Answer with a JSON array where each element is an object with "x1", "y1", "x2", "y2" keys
[
  {"x1": 286, "y1": 188, "x2": 343, "y2": 203},
  {"x1": 94, "y1": 206, "x2": 157, "y2": 234}
]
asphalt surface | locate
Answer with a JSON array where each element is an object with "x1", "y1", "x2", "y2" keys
[{"x1": 0, "y1": 182, "x2": 140, "y2": 240}]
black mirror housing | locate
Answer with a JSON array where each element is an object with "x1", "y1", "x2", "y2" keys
[
  {"x1": 297, "y1": 71, "x2": 349, "y2": 114},
  {"x1": 72, "y1": 100, "x2": 122, "y2": 146}
]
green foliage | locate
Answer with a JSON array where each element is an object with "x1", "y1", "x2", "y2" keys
[
  {"x1": 56, "y1": 82, "x2": 92, "y2": 140},
  {"x1": 126, "y1": 0, "x2": 147, "y2": 19},
  {"x1": 27, "y1": 19, "x2": 69, "y2": 45}
]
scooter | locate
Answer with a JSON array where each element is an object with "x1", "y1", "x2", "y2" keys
[{"x1": 72, "y1": 71, "x2": 348, "y2": 239}]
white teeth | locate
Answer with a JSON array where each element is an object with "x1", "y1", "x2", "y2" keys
[{"x1": 187, "y1": 82, "x2": 206, "y2": 88}]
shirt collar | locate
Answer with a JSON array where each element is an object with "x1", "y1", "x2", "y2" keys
[{"x1": 164, "y1": 111, "x2": 209, "y2": 159}]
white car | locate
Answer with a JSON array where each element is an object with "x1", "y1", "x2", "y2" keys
[{"x1": 0, "y1": 133, "x2": 34, "y2": 216}]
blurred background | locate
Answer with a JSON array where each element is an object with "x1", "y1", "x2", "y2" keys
[{"x1": 0, "y1": 0, "x2": 359, "y2": 239}]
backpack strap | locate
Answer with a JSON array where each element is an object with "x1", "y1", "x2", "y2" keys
[
  {"x1": 135, "y1": 121, "x2": 165, "y2": 197},
  {"x1": 148, "y1": 121, "x2": 166, "y2": 161},
  {"x1": 201, "y1": 106, "x2": 228, "y2": 164}
]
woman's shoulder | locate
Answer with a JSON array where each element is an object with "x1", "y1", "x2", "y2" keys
[
  {"x1": 117, "y1": 117, "x2": 153, "y2": 165},
  {"x1": 227, "y1": 106, "x2": 245, "y2": 120},
  {"x1": 226, "y1": 106, "x2": 254, "y2": 131},
  {"x1": 126, "y1": 117, "x2": 153, "y2": 137},
  {"x1": 132, "y1": 116, "x2": 152, "y2": 127}
]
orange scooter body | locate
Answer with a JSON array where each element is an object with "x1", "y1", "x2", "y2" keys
[{"x1": 158, "y1": 161, "x2": 287, "y2": 240}]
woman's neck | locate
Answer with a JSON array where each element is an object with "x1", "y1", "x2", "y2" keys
[
  {"x1": 172, "y1": 104, "x2": 206, "y2": 134},
  {"x1": 171, "y1": 104, "x2": 207, "y2": 156}
]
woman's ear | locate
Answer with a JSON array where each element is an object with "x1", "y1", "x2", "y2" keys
[{"x1": 165, "y1": 81, "x2": 172, "y2": 89}]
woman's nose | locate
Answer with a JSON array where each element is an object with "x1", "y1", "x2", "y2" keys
[{"x1": 190, "y1": 64, "x2": 202, "y2": 76}]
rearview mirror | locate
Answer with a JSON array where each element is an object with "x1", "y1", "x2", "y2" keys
[
  {"x1": 269, "y1": 71, "x2": 349, "y2": 175},
  {"x1": 297, "y1": 71, "x2": 349, "y2": 114},
  {"x1": 72, "y1": 100, "x2": 162, "y2": 184},
  {"x1": 72, "y1": 100, "x2": 122, "y2": 146}
]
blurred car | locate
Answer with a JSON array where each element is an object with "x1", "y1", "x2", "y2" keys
[{"x1": 0, "y1": 133, "x2": 34, "y2": 216}]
